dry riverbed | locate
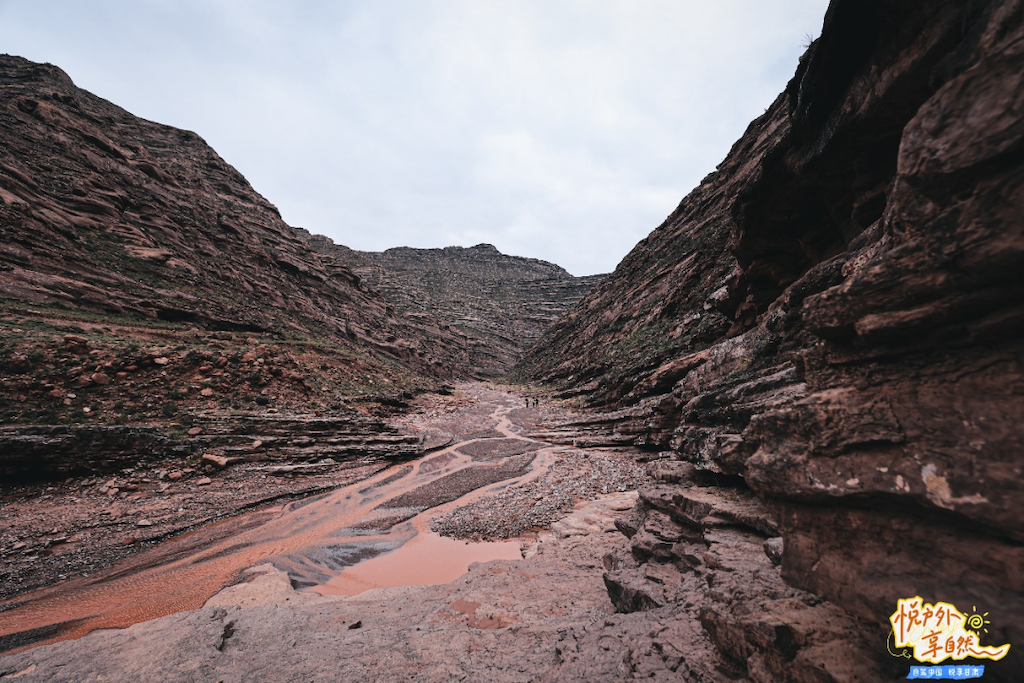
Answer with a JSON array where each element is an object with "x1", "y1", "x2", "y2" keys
[{"x1": 0, "y1": 382, "x2": 651, "y2": 657}]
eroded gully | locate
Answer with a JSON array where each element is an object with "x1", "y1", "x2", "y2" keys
[{"x1": 0, "y1": 385, "x2": 559, "y2": 653}]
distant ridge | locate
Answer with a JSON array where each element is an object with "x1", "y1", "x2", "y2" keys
[{"x1": 301, "y1": 235, "x2": 603, "y2": 376}]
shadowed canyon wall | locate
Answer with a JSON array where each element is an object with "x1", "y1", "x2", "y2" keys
[{"x1": 515, "y1": 0, "x2": 1023, "y2": 677}]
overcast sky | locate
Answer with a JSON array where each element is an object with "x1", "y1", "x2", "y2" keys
[{"x1": 0, "y1": 1, "x2": 830, "y2": 275}]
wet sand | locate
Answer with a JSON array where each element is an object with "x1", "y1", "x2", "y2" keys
[{"x1": 0, "y1": 384, "x2": 579, "y2": 653}]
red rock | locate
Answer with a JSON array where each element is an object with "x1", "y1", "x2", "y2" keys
[
  {"x1": 90, "y1": 372, "x2": 110, "y2": 385},
  {"x1": 0, "y1": 54, "x2": 488, "y2": 385},
  {"x1": 201, "y1": 453, "x2": 230, "y2": 468},
  {"x1": 516, "y1": 0, "x2": 1024, "y2": 676},
  {"x1": 8, "y1": 354, "x2": 31, "y2": 373}
]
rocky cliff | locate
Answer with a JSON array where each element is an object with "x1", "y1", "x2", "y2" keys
[
  {"x1": 0, "y1": 53, "x2": 473, "y2": 392},
  {"x1": 515, "y1": 0, "x2": 1023, "y2": 678},
  {"x1": 0, "y1": 54, "x2": 481, "y2": 479},
  {"x1": 303, "y1": 238, "x2": 603, "y2": 376}
]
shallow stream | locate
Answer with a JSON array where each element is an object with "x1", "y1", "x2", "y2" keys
[{"x1": 0, "y1": 390, "x2": 556, "y2": 652}]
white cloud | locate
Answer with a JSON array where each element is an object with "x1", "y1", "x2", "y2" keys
[{"x1": 0, "y1": 0, "x2": 830, "y2": 275}]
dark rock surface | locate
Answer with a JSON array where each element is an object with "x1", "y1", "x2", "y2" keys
[
  {"x1": 0, "y1": 425, "x2": 189, "y2": 479},
  {"x1": 304, "y1": 237, "x2": 603, "y2": 376},
  {"x1": 515, "y1": 0, "x2": 1023, "y2": 679}
]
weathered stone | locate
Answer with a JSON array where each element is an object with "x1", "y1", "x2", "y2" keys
[
  {"x1": 515, "y1": 1, "x2": 1024, "y2": 677},
  {"x1": 201, "y1": 453, "x2": 231, "y2": 469},
  {"x1": 762, "y1": 537, "x2": 783, "y2": 566},
  {"x1": 0, "y1": 425, "x2": 191, "y2": 481},
  {"x1": 603, "y1": 568, "x2": 666, "y2": 613},
  {"x1": 305, "y1": 240, "x2": 604, "y2": 377}
]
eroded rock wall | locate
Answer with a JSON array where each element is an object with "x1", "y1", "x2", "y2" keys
[
  {"x1": 303, "y1": 238, "x2": 604, "y2": 376},
  {"x1": 0, "y1": 55, "x2": 471, "y2": 379},
  {"x1": 516, "y1": 0, "x2": 1024, "y2": 678}
]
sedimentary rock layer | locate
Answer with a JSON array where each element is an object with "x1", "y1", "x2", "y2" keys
[
  {"x1": 304, "y1": 238, "x2": 603, "y2": 376},
  {"x1": 515, "y1": 0, "x2": 1023, "y2": 678},
  {"x1": 0, "y1": 54, "x2": 470, "y2": 379}
]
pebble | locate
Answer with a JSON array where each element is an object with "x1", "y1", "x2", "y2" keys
[{"x1": 431, "y1": 448, "x2": 650, "y2": 540}]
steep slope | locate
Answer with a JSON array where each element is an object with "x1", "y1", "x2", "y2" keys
[
  {"x1": 303, "y1": 237, "x2": 603, "y2": 376},
  {"x1": 0, "y1": 54, "x2": 479, "y2": 428},
  {"x1": 515, "y1": 0, "x2": 1023, "y2": 679}
]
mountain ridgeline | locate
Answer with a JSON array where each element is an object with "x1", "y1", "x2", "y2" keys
[
  {"x1": 303, "y1": 236, "x2": 604, "y2": 376},
  {"x1": 0, "y1": 52, "x2": 598, "y2": 432}
]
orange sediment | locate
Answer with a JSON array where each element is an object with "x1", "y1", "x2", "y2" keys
[{"x1": 0, "y1": 396, "x2": 556, "y2": 653}]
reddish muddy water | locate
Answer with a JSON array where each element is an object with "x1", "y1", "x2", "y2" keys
[{"x1": 0, "y1": 388, "x2": 555, "y2": 653}]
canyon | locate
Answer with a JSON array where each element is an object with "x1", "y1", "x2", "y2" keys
[
  {"x1": 303, "y1": 236, "x2": 603, "y2": 377},
  {"x1": 1, "y1": 0, "x2": 1022, "y2": 680},
  {"x1": 514, "y1": 0, "x2": 1024, "y2": 680}
]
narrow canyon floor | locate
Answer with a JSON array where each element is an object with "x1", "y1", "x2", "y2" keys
[
  {"x1": 0, "y1": 383, "x2": 662, "y2": 680},
  {"x1": 0, "y1": 383, "x2": 883, "y2": 681}
]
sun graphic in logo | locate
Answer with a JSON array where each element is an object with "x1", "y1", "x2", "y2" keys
[
  {"x1": 888, "y1": 597, "x2": 1011, "y2": 663},
  {"x1": 965, "y1": 606, "x2": 991, "y2": 635}
]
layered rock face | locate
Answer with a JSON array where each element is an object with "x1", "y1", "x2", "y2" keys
[
  {"x1": 0, "y1": 54, "x2": 480, "y2": 479},
  {"x1": 0, "y1": 54, "x2": 471, "y2": 382},
  {"x1": 516, "y1": 0, "x2": 1023, "y2": 678},
  {"x1": 304, "y1": 237, "x2": 603, "y2": 376}
]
